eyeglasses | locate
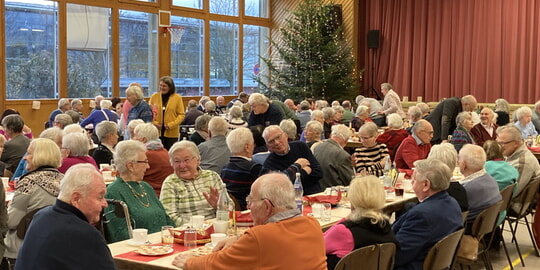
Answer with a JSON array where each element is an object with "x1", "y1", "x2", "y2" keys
[
  {"x1": 497, "y1": 140, "x2": 514, "y2": 145},
  {"x1": 132, "y1": 160, "x2": 149, "y2": 164},
  {"x1": 422, "y1": 130, "x2": 434, "y2": 135},
  {"x1": 246, "y1": 195, "x2": 275, "y2": 207},
  {"x1": 266, "y1": 132, "x2": 284, "y2": 145},
  {"x1": 359, "y1": 136, "x2": 373, "y2": 141},
  {"x1": 173, "y1": 156, "x2": 197, "y2": 165}
]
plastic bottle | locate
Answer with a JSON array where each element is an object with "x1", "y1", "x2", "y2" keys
[
  {"x1": 293, "y1": 172, "x2": 304, "y2": 213},
  {"x1": 216, "y1": 183, "x2": 231, "y2": 222}
]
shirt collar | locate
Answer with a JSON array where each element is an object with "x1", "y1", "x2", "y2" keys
[
  {"x1": 264, "y1": 209, "x2": 301, "y2": 224},
  {"x1": 412, "y1": 133, "x2": 423, "y2": 145},
  {"x1": 460, "y1": 169, "x2": 487, "y2": 184}
]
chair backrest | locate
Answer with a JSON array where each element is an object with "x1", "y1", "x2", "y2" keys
[
  {"x1": 16, "y1": 207, "x2": 46, "y2": 239},
  {"x1": 102, "y1": 199, "x2": 133, "y2": 240},
  {"x1": 499, "y1": 183, "x2": 516, "y2": 213},
  {"x1": 334, "y1": 243, "x2": 396, "y2": 270},
  {"x1": 461, "y1": 211, "x2": 469, "y2": 227},
  {"x1": 510, "y1": 179, "x2": 540, "y2": 217},
  {"x1": 423, "y1": 228, "x2": 465, "y2": 270},
  {"x1": 471, "y1": 200, "x2": 503, "y2": 240}
]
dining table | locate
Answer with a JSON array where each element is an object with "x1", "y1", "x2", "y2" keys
[{"x1": 107, "y1": 187, "x2": 417, "y2": 270}]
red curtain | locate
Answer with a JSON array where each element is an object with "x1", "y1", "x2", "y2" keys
[{"x1": 360, "y1": 0, "x2": 540, "y2": 104}]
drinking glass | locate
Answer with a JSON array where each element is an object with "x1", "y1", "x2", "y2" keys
[
  {"x1": 161, "y1": 226, "x2": 174, "y2": 248},
  {"x1": 184, "y1": 228, "x2": 197, "y2": 249}
]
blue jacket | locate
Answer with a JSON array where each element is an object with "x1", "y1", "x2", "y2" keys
[{"x1": 392, "y1": 190, "x2": 462, "y2": 270}]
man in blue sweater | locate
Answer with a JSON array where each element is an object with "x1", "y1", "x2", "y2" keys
[{"x1": 260, "y1": 125, "x2": 323, "y2": 195}]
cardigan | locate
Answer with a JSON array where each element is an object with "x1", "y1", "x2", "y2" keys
[{"x1": 148, "y1": 92, "x2": 185, "y2": 138}]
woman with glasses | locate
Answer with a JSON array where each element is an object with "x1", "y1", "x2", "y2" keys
[
  {"x1": 353, "y1": 122, "x2": 389, "y2": 177},
  {"x1": 160, "y1": 140, "x2": 227, "y2": 226},
  {"x1": 105, "y1": 140, "x2": 173, "y2": 243}
]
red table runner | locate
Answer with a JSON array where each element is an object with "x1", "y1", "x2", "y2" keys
[{"x1": 115, "y1": 243, "x2": 199, "y2": 262}]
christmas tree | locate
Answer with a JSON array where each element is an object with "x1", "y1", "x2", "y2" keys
[{"x1": 255, "y1": 0, "x2": 359, "y2": 102}]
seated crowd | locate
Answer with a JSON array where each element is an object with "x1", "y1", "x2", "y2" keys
[{"x1": 1, "y1": 81, "x2": 540, "y2": 270}]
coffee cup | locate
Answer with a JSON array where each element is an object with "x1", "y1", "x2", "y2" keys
[
  {"x1": 211, "y1": 233, "x2": 227, "y2": 247},
  {"x1": 213, "y1": 220, "x2": 229, "y2": 234},
  {"x1": 192, "y1": 215, "x2": 204, "y2": 228},
  {"x1": 132, "y1": 228, "x2": 148, "y2": 244}
]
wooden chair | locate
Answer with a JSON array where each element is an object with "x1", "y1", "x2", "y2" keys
[
  {"x1": 503, "y1": 179, "x2": 540, "y2": 266},
  {"x1": 456, "y1": 200, "x2": 503, "y2": 270},
  {"x1": 334, "y1": 243, "x2": 396, "y2": 270},
  {"x1": 423, "y1": 228, "x2": 465, "y2": 270}
]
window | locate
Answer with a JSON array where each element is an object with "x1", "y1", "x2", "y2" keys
[
  {"x1": 245, "y1": 0, "x2": 268, "y2": 18},
  {"x1": 5, "y1": 0, "x2": 58, "y2": 99},
  {"x1": 243, "y1": 25, "x2": 268, "y2": 94},
  {"x1": 210, "y1": 21, "x2": 238, "y2": 96},
  {"x1": 210, "y1": 0, "x2": 238, "y2": 16},
  {"x1": 119, "y1": 10, "x2": 158, "y2": 97},
  {"x1": 173, "y1": 0, "x2": 202, "y2": 9},
  {"x1": 170, "y1": 16, "x2": 204, "y2": 96}
]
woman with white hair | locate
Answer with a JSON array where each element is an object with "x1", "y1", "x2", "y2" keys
[
  {"x1": 80, "y1": 99, "x2": 119, "y2": 129},
  {"x1": 514, "y1": 106, "x2": 538, "y2": 140},
  {"x1": 228, "y1": 106, "x2": 247, "y2": 130},
  {"x1": 105, "y1": 140, "x2": 174, "y2": 242},
  {"x1": 133, "y1": 123, "x2": 174, "y2": 197},
  {"x1": 92, "y1": 121, "x2": 118, "y2": 165},
  {"x1": 350, "y1": 105, "x2": 372, "y2": 131},
  {"x1": 160, "y1": 140, "x2": 227, "y2": 226},
  {"x1": 494, "y1": 98, "x2": 510, "y2": 126},
  {"x1": 376, "y1": 113, "x2": 409, "y2": 158},
  {"x1": 449, "y1": 111, "x2": 475, "y2": 152},
  {"x1": 280, "y1": 119, "x2": 298, "y2": 141},
  {"x1": 324, "y1": 176, "x2": 398, "y2": 270},
  {"x1": 58, "y1": 132, "x2": 98, "y2": 173},
  {"x1": 125, "y1": 85, "x2": 153, "y2": 139},
  {"x1": 354, "y1": 122, "x2": 389, "y2": 177}
]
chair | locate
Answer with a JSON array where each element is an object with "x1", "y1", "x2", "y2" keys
[
  {"x1": 423, "y1": 228, "x2": 465, "y2": 270},
  {"x1": 16, "y1": 207, "x2": 46, "y2": 239},
  {"x1": 503, "y1": 179, "x2": 540, "y2": 266},
  {"x1": 456, "y1": 200, "x2": 503, "y2": 270},
  {"x1": 99, "y1": 199, "x2": 133, "y2": 242},
  {"x1": 489, "y1": 183, "x2": 516, "y2": 270},
  {"x1": 334, "y1": 243, "x2": 396, "y2": 270}
]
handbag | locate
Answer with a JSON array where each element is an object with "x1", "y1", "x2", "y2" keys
[{"x1": 456, "y1": 234, "x2": 479, "y2": 261}]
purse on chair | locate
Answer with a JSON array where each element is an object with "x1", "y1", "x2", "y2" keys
[{"x1": 456, "y1": 234, "x2": 479, "y2": 261}]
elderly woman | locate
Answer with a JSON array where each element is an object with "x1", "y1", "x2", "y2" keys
[
  {"x1": 80, "y1": 100, "x2": 119, "y2": 130},
  {"x1": 427, "y1": 143, "x2": 469, "y2": 212},
  {"x1": 483, "y1": 140, "x2": 519, "y2": 192},
  {"x1": 495, "y1": 98, "x2": 510, "y2": 126},
  {"x1": 204, "y1": 101, "x2": 219, "y2": 117},
  {"x1": 350, "y1": 105, "x2": 371, "y2": 132},
  {"x1": 190, "y1": 115, "x2": 211, "y2": 145},
  {"x1": 104, "y1": 140, "x2": 173, "y2": 242},
  {"x1": 92, "y1": 121, "x2": 118, "y2": 165},
  {"x1": 0, "y1": 109, "x2": 33, "y2": 140},
  {"x1": 280, "y1": 119, "x2": 297, "y2": 141},
  {"x1": 221, "y1": 127, "x2": 262, "y2": 210},
  {"x1": 125, "y1": 85, "x2": 153, "y2": 139},
  {"x1": 160, "y1": 140, "x2": 227, "y2": 226},
  {"x1": 148, "y1": 76, "x2": 185, "y2": 150},
  {"x1": 133, "y1": 123, "x2": 174, "y2": 197},
  {"x1": 449, "y1": 111, "x2": 475, "y2": 152},
  {"x1": 5, "y1": 138, "x2": 63, "y2": 262},
  {"x1": 1, "y1": 115, "x2": 31, "y2": 175},
  {"x1": 377, "y1": 83, "x2": 405, "y2": 122},
  {"x1": 300, "y1": 110, "x2": 325, "y2": 142},
  {"x1": 324, "y1": 175, "x2": 398, "y2": 270},
  {"x1": 514, "y1": 106, "x2": 538, "y2": 140},
  {"x1": 376, "y1": 113, "x2": 409, "y2": 157},
  {"x1": 322, "y1": 107, "x2": 335, "y2": 139},
  {"x1": 228, "y1": 106, "x2": 247, "y2": 130},
  {"x1": 331, "y1": 106, "x2": 344, "y2": 125},
  {"x1": 304, "y1": 120, "x2": 324, "y2": 149},
  {"x1": 353, "y1": 122, "x2": 389, "y2": 177},
  {"x1": 58, "y1": 132, "x2": 98, "y2": 173}
]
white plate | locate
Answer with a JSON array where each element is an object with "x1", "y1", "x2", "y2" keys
[
  {"x1": 205, "y1": 243, "x2": 215, "y2": 249},
  {"x1": 126, "y1": 239, "x2": 149, "y2": 246},
  {"x1": 134, "y1": 246, "x2": 174, "y2": 256}
]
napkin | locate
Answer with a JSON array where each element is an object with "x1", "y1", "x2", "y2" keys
[
  {"x1": 304, "y1": 189, "x2": 342, "y2": 205},
  {"x1": 233, "y1": 211, "x2": 253, "y2": 226},
  {"x1": 527, "y1": 145, "x2": 540, "y2": 153}
]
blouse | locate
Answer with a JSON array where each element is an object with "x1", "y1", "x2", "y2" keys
[{"x1": 354, "y1": 143, "x2": 389, "y2": 177}]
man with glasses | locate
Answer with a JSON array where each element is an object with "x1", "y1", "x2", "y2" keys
[
  {"x1": 172, "y1": 173, "x2": 327, "y2": 269},
  {"x1": 394, "y1": 120, "x2": 434, "y2": 170},
  {"x1": 496, "y1": 124, "x2": 540, "y2": 198},
  {"x1": 261, "y1": 125, "x2": 323, "y2": 195}
]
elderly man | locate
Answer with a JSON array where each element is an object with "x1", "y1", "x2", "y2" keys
[
  {"x1": 261, "y1": 125, "x2": 323, "y2": 195},
  {"x1": 1, "y1": 115, "x2": 31, "y2": 174},
  {"x1": 313, "y1": 124, "x2": 354, "y2": 188},
  {"x1": 458, "y1": 144, "x2": 501, "y2": 232},
  {"x1": 284, "y1": 99, "x2": 298, "y2": 112},
  {"x1": 15, "y1": 164, "x2": 116, "y2": 270},
  {"x1": 198, "y1": 117, "x2": 231, "y2": 174},
  {"x1": 470, "y1": 107, "x2": 498, "y2": 146},
  {"x1": 296, "y1": 101, "x2": 312, "y2": 129},
  {"x1": 247, "y1": 93, "x2": 283, "y2": 127},
  {"x1": 416, "y1": 102, "x2": 430, "y2": 118},
  {"x1": 392, "y1": 159, "x2": 462, "y2": 270},
  {"x1": 227, "y1": 92, "x2": 249, "y2": 108},
  {"x1": 53, "y1": 113, "x2": 74, "y2": 129},
  {"x1": 71, "y1": 98, "x2": 85, "y2": 122},
  {"x1": 47, "y1": 98, "x2": 71, "y2": 128},
  {"x1": 220, "y1": 127, "x2": 262, "y2": 210},
  {"x1": 181, "y1": 99, "x2": 204, "y2": 126},
  {"x1": 341, "y1": 100, "x2": 355, "y2": 125},
  {"x1": 496, "y1": 125, "x2": 540, "y2": 197},
  {"x1": 425, "y1": 95, "x2": 477, "y2": 144},
  {"x1": 394, "y1": 119, "x2": 433, "y2": 170},
  {"x1": 406, "y1": 105, "x2": 422, "y2": 133},
  {"x1": 172, "y1": 173, "x2": 327, "y2": 269},
  {"x1": 355, "y1": 95, "x2": 385, "y2": 126}
]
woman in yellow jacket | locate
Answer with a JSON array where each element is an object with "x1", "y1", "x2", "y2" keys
[{"x1": 149, "y1": 76, "x2": 185, "y2": 150}]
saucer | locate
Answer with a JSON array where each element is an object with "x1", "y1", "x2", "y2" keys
[
  {"x1": 205, "y1": 243, "x2": 215, "y2": 249},
  {"x1": 127, "y1": 239, "x2": 149, "y2": 246}
]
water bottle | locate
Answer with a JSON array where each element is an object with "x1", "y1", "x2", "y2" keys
[
  {"x1": 293, "y1": 172, "x2": 304, "y2": 213},
  {"x1": 216, "y1": 183, "x2": 231, "y2": 222}
]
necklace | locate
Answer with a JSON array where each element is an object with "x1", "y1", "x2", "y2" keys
[{"x1": 123, "y1": 180, "x2": 150, "y2": 208}]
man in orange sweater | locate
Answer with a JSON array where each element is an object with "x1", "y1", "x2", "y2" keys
[{"x1": 172, "y1": 173, "x2": 327, "y2": 270}]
